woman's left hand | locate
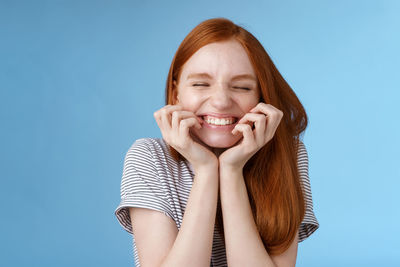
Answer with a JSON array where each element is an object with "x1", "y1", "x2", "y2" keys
[{"x1": 219, "y1": 103, "x2": 284, "y2": 172}]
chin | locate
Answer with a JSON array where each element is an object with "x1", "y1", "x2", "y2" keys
[
  {"x1": 204, "y1": 139, "x2": 236, "y2": 148},
  {"x1": 199, "y1": 134, "x2": 241, "y2": 148}
]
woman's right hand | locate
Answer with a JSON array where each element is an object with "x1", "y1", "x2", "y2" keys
[{"x1": 153, "y1": 104, "x2": 218, "y2": 171}]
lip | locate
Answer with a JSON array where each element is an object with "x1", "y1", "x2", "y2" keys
[
  {"x1": 202, "y1": 119, "x2": 238, "y2": 131},
  {"x1": 197, "y1": 112, "x2": 240, "y2": 119},
  {"x1": 197, "y1": 113, "x2": 240, "y2": 131},
  {"x1": 198, "y1": 112, "x2": 239, "y2": 118}
]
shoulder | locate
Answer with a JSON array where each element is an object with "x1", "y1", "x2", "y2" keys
[
  {"x1": 120, "y1": 138, "x2": 174, "y2": 191},
  {"x1": 296, "y1": 140, "x2": 307, "y2": 157},
  {"x1": 296, "y1": 140, "x2": 309, "y2": 167},
  {"x1": 125, "y1": 137, "x2": 170, "y2": 162},
  {"x1": 295, "y1": 140, "x2": 310, "y2": 183},
  {"x1": 127, "y1": 137, "x2": 167, "y2": 154},
  {"x1": 124, "y1": 137, "x2": 182, "y2": 176},
  {"x1": 295, "y1": 140, "x2": 320, "y2": 241}
]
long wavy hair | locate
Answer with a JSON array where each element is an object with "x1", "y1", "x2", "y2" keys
[{"x1": 164, "y1": 17, "x2": 307, "y2": 255}]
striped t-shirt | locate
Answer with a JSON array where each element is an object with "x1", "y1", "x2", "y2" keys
[{"x1": 115, "y1": 137, "x2": 319, "y2": 267}]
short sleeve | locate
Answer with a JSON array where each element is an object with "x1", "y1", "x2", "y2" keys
[
  {"x1": 114, "y1": 138, "x2": 175, "y2": 234},
  {"x1": 297, "y1": 141, "x2": 320, "y2": 242}
]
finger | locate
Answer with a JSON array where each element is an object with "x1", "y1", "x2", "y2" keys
[
  {"x1": 232, "y1": 124, "x2": 255, "y2": 147},
  {"x1": 179, "y1": 117, "x2": 201, "y2": 139},
  {"x1": 172, "y1": 111, "x2": 201, "y2": 140},
  {"x1": 249, "y1": 102, "x2": 272, "y2": 113},
  {"x1": 153, "y1": 105, "x2": 173, "y2": 125},
  {"x1": 250, "y1": 103, "x2": 283, "y2": 120},
  {"x1": 249, "y1": 104, "x2": 283, "y2": 139},
  {"x1": 237, "y1": 113, "x2": 266, "y2": 145},
  {"x1": 237, "y1": 113, "x2": 266, "y2": 133},
  {"x1": 172, "y1": 110, "x2": 202, "y2": 130},
  {"x1": 153, "y1": 110, "x2": 162, "y2": 128},
  {"x1": 232, "y1": 124, "x2": 254, "y2": 140},
  {"x1": 159, "y1": 105, "x2": 183, "y2": 132}
]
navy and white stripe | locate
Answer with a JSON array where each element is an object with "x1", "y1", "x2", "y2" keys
[{"x1": 115, "y1": 138, "x2": 319, "y2": 267}]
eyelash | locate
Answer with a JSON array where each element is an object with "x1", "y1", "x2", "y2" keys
[
  {"x1": 192, "y1": 83, "x2": 209, "y2": 87},
  {"x1": 192, "y1": 84, "x2": 250, "y2": 90}
]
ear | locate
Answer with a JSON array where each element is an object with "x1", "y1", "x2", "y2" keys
[{"x1": 172, "y1": 80, "x2": 179, "y2": 105}]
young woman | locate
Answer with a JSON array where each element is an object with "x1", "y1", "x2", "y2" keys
[{"x1": 115, "y1": 18, "x2": 319, "y2": 267}]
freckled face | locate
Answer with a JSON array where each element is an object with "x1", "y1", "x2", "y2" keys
[{"x1": 174, "y1": 39, "x2": 260, "y2": 149}]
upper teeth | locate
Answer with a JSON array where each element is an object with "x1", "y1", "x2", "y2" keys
[{"x1": 204, "y1": 116, "x2": 235, "y2": 125}]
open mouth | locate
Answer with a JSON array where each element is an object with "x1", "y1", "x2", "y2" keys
[{"x1": 201, "y1": 115, "x2": 238, "y2": 126}]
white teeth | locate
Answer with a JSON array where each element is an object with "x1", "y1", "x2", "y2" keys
[{"x1": 204, "y1": 116, "x2": 235, "y2": 125}]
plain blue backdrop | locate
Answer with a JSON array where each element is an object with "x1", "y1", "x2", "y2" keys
[{"x1": 1, "y1": 0, "x2": 399, "y2": 266}]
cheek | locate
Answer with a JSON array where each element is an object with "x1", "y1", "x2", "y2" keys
[
  {"x1": 235, "y1": 96, "x2": 260, "y2": 111},
  {"x1": 178, "y1": 93, "x2": 203, "y2": 111},
  {"x1": 180, "y1": 101, "x2": 198, "y2": 112}
]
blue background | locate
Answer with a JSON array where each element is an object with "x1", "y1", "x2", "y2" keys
[{"x1": 1, "y1": 0, "x2": 399, "y2": 266}]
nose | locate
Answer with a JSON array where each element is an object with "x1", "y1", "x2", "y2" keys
[{"x1": 209, "y1": 85, "x2": 232, "y2": 109}]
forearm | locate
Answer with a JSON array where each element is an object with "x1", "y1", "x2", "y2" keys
[
  {"x1": 161, "y1": 165, "x2": 219, "y2": 267},
  {"x1": 219, "y1": 167, "x2": 277, "y2": 267}
]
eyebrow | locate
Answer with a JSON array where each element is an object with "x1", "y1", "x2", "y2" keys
[{"x1": 187, "y1": 72, "x2": 257, "y2": 82}]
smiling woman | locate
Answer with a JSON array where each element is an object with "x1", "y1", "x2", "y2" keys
[
  {"x1": 173, "y1": 39, "x2": 260, "y2": 149},
  {"x1": 115, "y1": 17, "x2": 319, "y2": 267}
]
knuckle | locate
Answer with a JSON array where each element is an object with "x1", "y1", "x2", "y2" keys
[
  {"x1": 173, "y1": 111, "x2": 182, "y2": 119},
  {"x1": 180, "y1": 119, "x2": 190, "y2": 127},
  {"x1": 160, "y1": 108, "x2": 168, "y2": 116},
  {"x1": 243, "y1": 124, "x2": 252, "y2": 131},
  {"x1": 270, "y1": 112, "x2": 278, "y2": 118}
]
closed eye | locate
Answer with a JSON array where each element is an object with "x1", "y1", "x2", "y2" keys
[
  {"x1": 233, "y1": 86, "x2": 250, "y2": 90},
  {"x1": 193, "y1": 84, "x2": 250, "y2": 90},
  {"x1": 193, "y1": 83, "x2": 209, "y2": 87}
]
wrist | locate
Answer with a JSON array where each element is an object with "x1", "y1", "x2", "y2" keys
[
  {"x1": 192, "y1": 161, "x2": 219, "y2": 175},
  {"x1": 219, "y1": 163, "x2": 243, "y2": 177}
]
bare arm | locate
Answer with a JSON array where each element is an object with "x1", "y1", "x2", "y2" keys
[
  {"x1": 219, "y1": 167, "x2": 298, "y2": 267},
  {"x1": 138, "y1": 105, "x2": 220, "y2": 266},
  {"x1": 130, "y1": 165, "x2": 219, "y2": 267},
  {"x1": 217, "y1": 103, "x2": 297, "y2": 266}
]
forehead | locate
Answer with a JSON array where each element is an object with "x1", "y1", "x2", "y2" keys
[{"x1": 179, "y1": 39, "x2": 256, "y2": 80}]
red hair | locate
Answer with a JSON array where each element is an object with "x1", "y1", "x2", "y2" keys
[{"x1": 165, "y1": 17, "x2": 307, "y2": 255}]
